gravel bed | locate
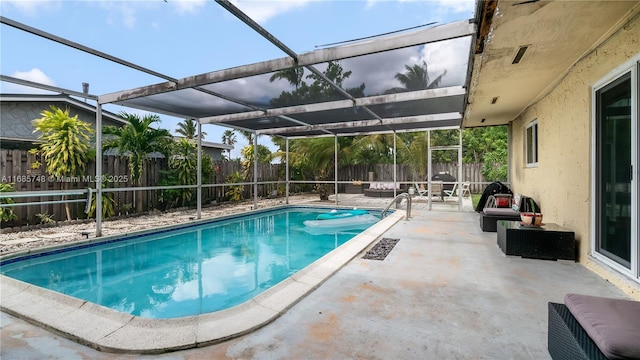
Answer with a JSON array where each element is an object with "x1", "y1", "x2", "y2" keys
[{"x1": 362, "y1": 238, "x2": 400, "y2": 260}]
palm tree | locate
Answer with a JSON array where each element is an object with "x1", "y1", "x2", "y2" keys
[
  {"x1": 175, "y1": 118, "x2": 206, "y2": 140},
  {"x1": 238, "y1": 130, "x2": 254, "y2": 144},
  {"x1": 32, "y1": 106, "x2": 93, "y2": 221},
  {"x1": 269, "y1": 66, "x2": 304, "y2": 89},
  {"x1": 397, "y1": 132, "x2": 430, "y2": 183},
  {"x1": 351, "y1": 133, "x2": 395, "y2": 165},
  {"x1": 221, "y1": 129, "x2": 236, "y2": 159},
  {"x1": 393, "y1": 61, "x2": 446, "y2": 91},
  {"x1": 287, "y1": 137, "x2": 354, "y2": 200},
  {"x1": 103, "y1": 112, "x2": 172, "y2": 213}
]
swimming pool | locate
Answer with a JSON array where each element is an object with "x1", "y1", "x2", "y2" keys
[
  {"x1": 1, "y1": 207, "x2": 380, "y2": 318},
  {"x1": 0, "y1": 205, "x2": 404, "y2": 353}
]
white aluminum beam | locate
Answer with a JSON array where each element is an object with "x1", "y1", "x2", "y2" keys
[
  {"x1": 256, "y1": 113, "x2": 462, "y2": 136},
  {"x1": 201, "y1": 86, "x2": 465, "y2": 124},
  {"x1": 99, "y1": 57, "x2": 294, "y2": 104},
  {"x1": 282, "y1": 123, "x2": 462, "y2": 139},
  {"x1": 299, "y1": 20, "x2": 474, "y2": 65},
  {"x1": 1, "y1": 75, "x2": 98, "y2": 100}
]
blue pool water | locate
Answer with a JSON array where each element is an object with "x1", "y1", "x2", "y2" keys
[{"x1": 1, "y1": 207, "x2": 379, "y2": 319}]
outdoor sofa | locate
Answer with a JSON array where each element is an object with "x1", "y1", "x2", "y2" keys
[
  {"x1": 363, "y1": 182, "x2": 405, "y2": 198},
  {"x1": 548, "y1": 293, "x2": 640, "y2": 360},
  {"x1": 479, "y1": 194, "x2": 539, "y2": 232}
]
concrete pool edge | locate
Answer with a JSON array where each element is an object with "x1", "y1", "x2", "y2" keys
[{"x1": 0, "y1": 209, "x2": 404, "y2": 354}]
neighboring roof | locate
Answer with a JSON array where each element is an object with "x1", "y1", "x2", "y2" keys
[
  {"x1": 201, "y1": 140, "x2": 232, "y2": 151},
  {"x1": 0, "y1": 93, "x2": 126, "y2": 125},
  {"x1": 463, "y1": 0, "x2": 640, "y2": 128},
  {"x1": 174, "y1": 137, "x2": 233, "y2": 151}
]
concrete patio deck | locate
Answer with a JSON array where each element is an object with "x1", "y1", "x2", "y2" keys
[{"x1": 1, "y1": 194, "x2": 630, "y2": 359}]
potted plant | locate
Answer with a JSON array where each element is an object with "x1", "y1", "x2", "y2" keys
[{"x1": 521, "y1": 197, "x2": 543, "y2": 226}]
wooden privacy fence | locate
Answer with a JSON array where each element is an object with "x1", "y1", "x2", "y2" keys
[
  {"x1": 0, "y1": 149, "x2": 289, "y2": 225},
  {"x1": 1, "y1": 149, "x2": 165, "y2": 224},
  {"x1": 2, "y1": 148, "x2": 491, "y2": 225}
]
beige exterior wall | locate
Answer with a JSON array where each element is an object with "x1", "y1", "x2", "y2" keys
[{"x1": 509, "y1": 15, "x2": 640, "y2": 298}]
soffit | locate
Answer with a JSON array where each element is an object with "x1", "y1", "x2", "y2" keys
[{"x1": 463, "y1": 0, "x2": 640, "y2": 128}]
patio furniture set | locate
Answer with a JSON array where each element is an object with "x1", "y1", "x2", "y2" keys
[
  {"x1": 475, "y1": 184, "x2": 639, "y2": 359},
  {"x1": 357, "y1": 172, "x2": 468, "y2": 200},
  {"x1": 363, "y1": 182, "x2": 406, "y2": 198},
  {"x1": 478, "y1": 190, "x2": 577, "y2": 261}
]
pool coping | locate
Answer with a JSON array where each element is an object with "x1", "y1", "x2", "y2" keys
[{"x1": 0, "y1": 206, "x2": 404, "y2": 354}]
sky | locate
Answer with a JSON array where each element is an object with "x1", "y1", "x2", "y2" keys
[{"x1": 0, "y1": 0, "x2": 476, "y2": 159}]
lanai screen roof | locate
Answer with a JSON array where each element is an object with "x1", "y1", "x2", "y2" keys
[
  {"x1": 98, "y1": 4, "x2": 476, "y2": 139},
  {"x1": 2, "y1": 2, "x2": 477, "y2": 139}
]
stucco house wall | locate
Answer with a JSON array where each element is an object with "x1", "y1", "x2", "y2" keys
[
  {"x1": 201, "y1": 141, "x2": 232, "y2": 161},
  {"x1": 509, "y1": 15, "x2": 639, "y2": 296}
]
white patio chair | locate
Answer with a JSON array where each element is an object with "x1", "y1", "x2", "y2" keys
[
  {"x1": 460, "y1": 182, "x2": 471, "y2": 197},
  {"x1": 414, "y1": 182, "x2": 428, "y2": 199},
  {"x1": 444, "y1": 182, "x2": 471, "y2": 199},
  {"x1": 443, "y1": 183, "x2": 458, "y2": 200}
]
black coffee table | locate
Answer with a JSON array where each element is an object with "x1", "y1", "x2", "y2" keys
[{"x1": 497, "y1": 221, "x2": 575, "y2": 261}]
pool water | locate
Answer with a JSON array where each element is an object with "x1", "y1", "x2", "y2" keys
[{"x1": 1, "y1": 207, "x2": 379, "y2": 319}]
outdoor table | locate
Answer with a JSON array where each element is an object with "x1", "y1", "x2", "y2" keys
[{"x1": 497, "y1": 220, "x2": 576, "y2": 261}]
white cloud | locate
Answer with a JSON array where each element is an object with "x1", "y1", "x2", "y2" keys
[
  {"x1": 397, "y1": 0, "x2": 474, "y2": 13},
  {"x1": 418, "y1": 36, "x2": 471, "y2": 87},
  {"x1": 13, "y1": 68, "x2": 55, "y2": 86},
  {"x1": 434, "y1": 0, "x2": 475, "y2": 14},
  {"x1": 120, "y1": 5, "x2": 137, "y2": 28},
  {"x1": 364, "y1": 0, "x2": 475, "y2": 21},
  {"x1": 231, "y1": 0, "x2": 312, "y2": 23},
  {"x1": 424, "y1": 0, "x2": 475, "y2": 22},
  {"x1": 96, "y1": 1, "x2": 138, "y2": 29},
  {"x1": 171, "y1": 0, "x2": 207, "y2": 14},
  {"x1": 338, "y1": 37, "x2": 471, "y2": 96},
  {"x1": 364, "y1": 0, "x2": 380, "y2": 10},
  {"x1": 0, "y1": 0, "x2": 61, "y2": 16},
  {"x1": 1, "y1": 68, "x2": 56, "y2": 94}
]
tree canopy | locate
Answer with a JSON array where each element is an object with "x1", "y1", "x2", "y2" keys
[
  {"x1": 175, "y1": 118, "x2": 206, "y2": 140},
  {"x1": 32, "y1": 105, "x2": 93, "y2": 221},
  {"x1": 103, "y1": 112, "x2": 172, "y2": 213},
  {"x1": 32, "y1": 106, "x2": 93, "y2": 180}
]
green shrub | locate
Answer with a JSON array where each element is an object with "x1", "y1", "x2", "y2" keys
[{"x1": 0, "y1": 183, "x2": 18, "y2": 223}]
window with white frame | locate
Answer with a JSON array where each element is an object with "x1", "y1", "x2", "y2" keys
[{"x1": 525, "y1": 120, "x2": 538, "y2": 166}]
